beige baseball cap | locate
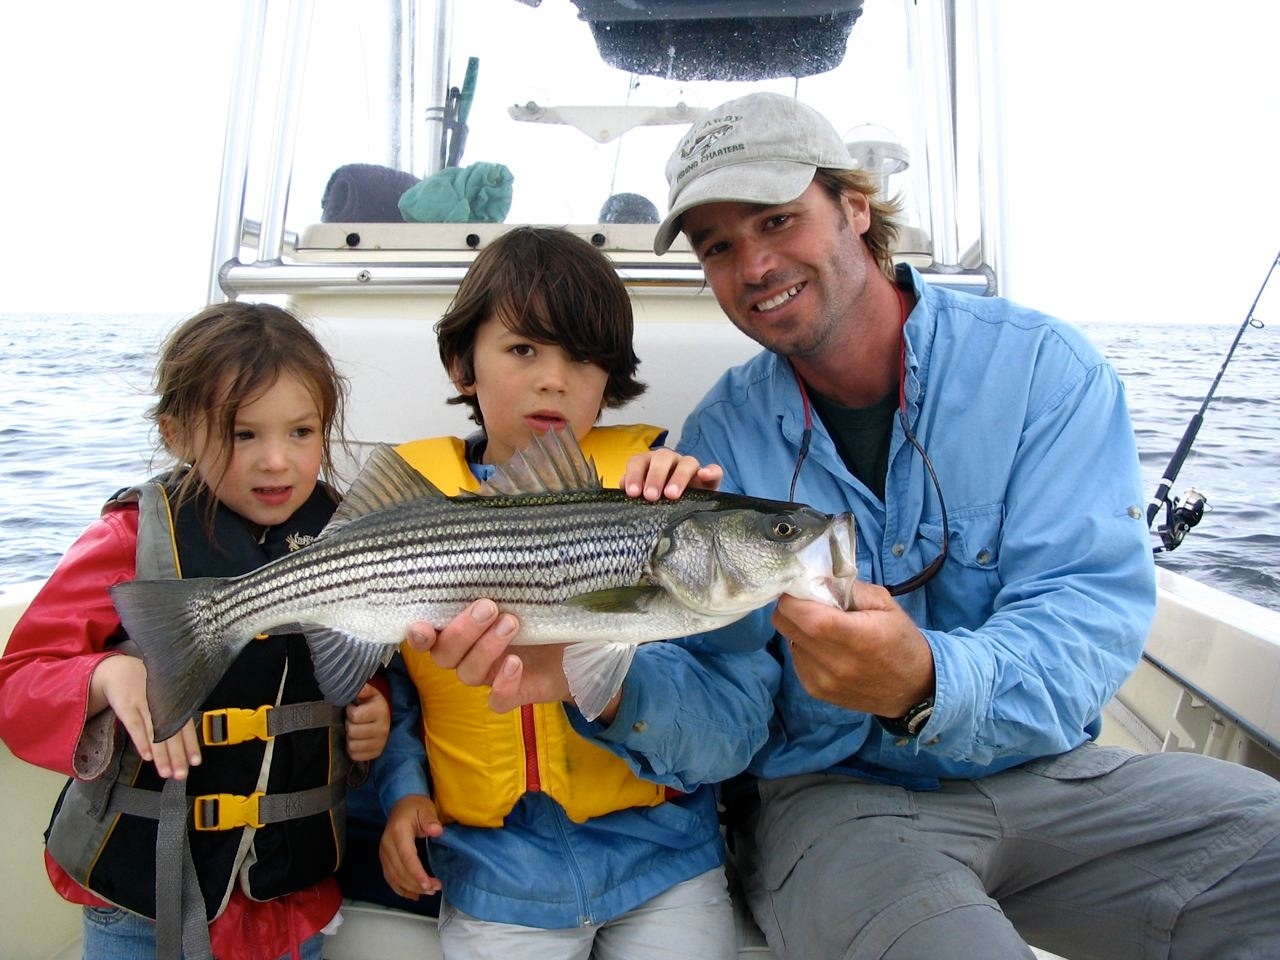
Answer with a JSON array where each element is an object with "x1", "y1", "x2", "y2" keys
[{"x1": 654, "y1": 92, "x2": 857, "y2": 255}]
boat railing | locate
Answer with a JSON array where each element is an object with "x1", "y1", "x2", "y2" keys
[{"x1": 218, "y1": 217, "x2": 993, "y2": 301}]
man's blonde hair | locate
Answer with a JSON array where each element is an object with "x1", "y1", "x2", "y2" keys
[{"x1": 814, "y1": 168, "x2": 904, "y2": 282}]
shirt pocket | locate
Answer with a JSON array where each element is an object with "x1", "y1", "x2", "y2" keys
[{"x1": 919, "y1": 505, "x2": 1004, "y2": 623}]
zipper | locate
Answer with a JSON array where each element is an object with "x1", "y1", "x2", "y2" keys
[
  {"x1": 521, "y1": 704, "x2": 540, "y2": 792},
  {"x1": 548, "y1": 798, "x2": 594, "y2": 926}
]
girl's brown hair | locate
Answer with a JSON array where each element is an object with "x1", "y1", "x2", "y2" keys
[
  {"x1": 435, "y1": 226, "x2": 646, "y2": 426},
  {"x1": 149, "y1": 301, "x2": 348, "y2": 514}
]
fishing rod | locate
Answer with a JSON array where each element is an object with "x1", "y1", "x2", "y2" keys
[{"x1": 1147, "y1": 247, "x2": 1278, "y2": 553}]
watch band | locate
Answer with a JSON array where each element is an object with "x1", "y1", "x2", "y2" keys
[{"x1": 877, "y1": 697, "x2": 934, "y2": 738}]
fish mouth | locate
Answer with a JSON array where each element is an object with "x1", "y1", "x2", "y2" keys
[{"x1": 789, "y1": 512, "x2": 858, "y2": 610}]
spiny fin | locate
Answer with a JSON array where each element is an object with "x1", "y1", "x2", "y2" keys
[
  {"x1": 303, "y1": 626, "x2": 397, "y2": 706},
  {"x1": 477, "y1": 427, "x2": 603, "y2": 497},
  {"x1": 565, "y1": 585, "x2": 667, "y2": 614},
  {"x1": 562, "y1": 641, "x2": 638, "y2": 722},
  {"x1": 109, "y1": 577, "x2": 248, "y2": 742},
  {"x1": 325, "y1": 444, "x2": 446, "y2": 535}
]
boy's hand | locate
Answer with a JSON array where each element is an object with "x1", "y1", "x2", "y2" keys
[
  {"x1": 622, "y1": 449, "x2": 723, "y2": 501},
  {"x1": 380, "y1": 795, "x2": 444, "y2": 899},
  {"x1": 88, "y1": 653, "x2": 201, "y2": 780},
  {"x1": 405, "y1": 607, "x2": 594, "y2": 715},
  {"x1": 345, "y1": 682, "x2": 390, "y2": 761}
]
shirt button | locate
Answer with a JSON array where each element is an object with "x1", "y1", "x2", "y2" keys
[
  {"x1": 632, "y1": 720, "x2": 648, "y2": 734},
  {"x1": 976, "y1": 549, "x2": 992, "y2": 565},
  {"x1": 925, "y1": 737, "x2": 940, "y2": 746},
  {"x1": 892, "y1": 543, "x2": 906, "y2": 557},
  {"x1": 894, "y1": 737, "x2": 910, "y2": 747},
  {"x1": 1127, "y1": 504, "x2": 1142, "y2": 519}
]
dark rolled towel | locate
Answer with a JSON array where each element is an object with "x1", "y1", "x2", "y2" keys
[
  {"x1": 599, "y1": 192, "x2": 659, "y2": 224},
  {"x1": 321, "y1": 163, "x2": 421, "y2": 222}
]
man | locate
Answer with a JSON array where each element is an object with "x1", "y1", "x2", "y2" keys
[{"x1": 410, "y1": 93, "x2": 1280, "y2": 958}]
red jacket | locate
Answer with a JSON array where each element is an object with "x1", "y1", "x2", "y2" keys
[{"x1": 0, "y1": 505, "x2": 341, "y2": 960}]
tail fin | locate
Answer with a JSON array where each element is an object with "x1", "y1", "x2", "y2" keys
[{"x1": 109, "y1": 578, "x2": 243, "y2": 742}]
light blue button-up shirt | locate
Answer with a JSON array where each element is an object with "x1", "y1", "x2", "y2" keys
[{"x1": 579, "y1": 266, "x2": 1156, "y2": 789}]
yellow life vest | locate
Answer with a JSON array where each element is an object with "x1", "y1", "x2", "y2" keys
[{"x1": 395, "y1": 424, "x2": 672, "y2": 827}]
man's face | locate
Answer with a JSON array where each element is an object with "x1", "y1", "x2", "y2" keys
[{"x1": 681, "y1": 181, "x2": 873, "y2": 359}]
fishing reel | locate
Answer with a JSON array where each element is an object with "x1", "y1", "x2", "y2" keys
[{"x1": 1154, "y1": 487, "x2": 1207, "y2": 553}]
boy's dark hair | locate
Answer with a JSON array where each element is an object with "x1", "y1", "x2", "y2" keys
[
  {"x1": 149, "y1": 301, "x2": 349, "y2": 516},
  {"x1": 436, "y1": 226, "x2": 646, "y2": 426}
]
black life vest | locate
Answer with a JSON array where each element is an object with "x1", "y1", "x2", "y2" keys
[{"x1": 45, "y1": 479, "x2": 350, "y2": 935}]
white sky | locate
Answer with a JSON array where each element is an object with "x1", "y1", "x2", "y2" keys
[{"x1": 1, "y1": 1, "x2": 1278, "y2": 326}]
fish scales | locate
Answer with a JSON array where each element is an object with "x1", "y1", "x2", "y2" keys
[{"x1": 205, "y1": 492, "x2": 692, "y2": 633}]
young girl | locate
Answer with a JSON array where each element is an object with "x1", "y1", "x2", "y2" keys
[
  {"x1": 373, "y1": 226, "x2": 738, "y2": 960},
  {"x1": 0, "y1": 302, "x2": 390, "y2": 960}
]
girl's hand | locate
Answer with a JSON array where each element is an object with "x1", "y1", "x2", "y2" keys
[
  {"x1": 380, "y1": 795, "x2": 444, "y2": 899},
  {"x1": 621, "y1": 449, "x2": 723, "y2": 501},
  {"x1": 345, "y1": 682, "x2": 391, "y2": 761},
  {"x1": 88, "y1": 654, "x2": 202, "y2": 780}
]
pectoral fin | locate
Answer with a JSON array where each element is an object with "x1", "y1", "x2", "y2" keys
[
  {"x1": 562, "y1": 642, "x2": 639, "y2": 721},
  {"x1": 303, "y1": 626, "x2": 396, "y2": 705},
  {"x1": 565, "y1": 585, "x2": 666, "y2": 613}
]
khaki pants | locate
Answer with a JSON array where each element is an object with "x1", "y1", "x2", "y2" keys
[{"x1": 734, "y1": 743, "x2": 1280, "y2": 959}]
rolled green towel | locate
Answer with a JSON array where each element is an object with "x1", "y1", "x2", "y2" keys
[{"x1": 398, "y1": 162, "x2": 514, "y2": 223}]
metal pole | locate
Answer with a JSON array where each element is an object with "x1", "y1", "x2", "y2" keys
[
  {"x1": 207, "y1": 0, "x2": 269, "y2": 304},
  {"x1": 256, "y1": 0, "x2": 316, "y2": 264}
]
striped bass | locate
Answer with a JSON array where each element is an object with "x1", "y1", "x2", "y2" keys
[{"x1": 111, "y1": 429, "x2": 856, "y2": 739}]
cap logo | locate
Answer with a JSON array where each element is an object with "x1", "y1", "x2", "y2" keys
[
  {"x1": 680, "y1": 120, "x2": 736, "y2": 161},
  {"x1": 675, "y1": 113, "x2": 746, "y2": 184}
]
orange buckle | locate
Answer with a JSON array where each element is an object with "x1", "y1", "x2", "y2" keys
[
  {"x1": 194, "y1": 792, "x2": 265, "y2": 831},
  {"x1": 201, "y1": 706, "x2": 273, "y2": 746}
]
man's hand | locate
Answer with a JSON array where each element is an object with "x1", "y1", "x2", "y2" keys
[
  {"x1": 622, "y1": 449, "x2": 723, "y2": 501},
  {"x1": 379, "y1": 795, "x2": 444, "y2": 900},
  {"x1": 775, "y1": 581, "x2": 935, "y2": 717},
  {"x1": 345, "y1": 682, "x2": 391, "y2": 762}
]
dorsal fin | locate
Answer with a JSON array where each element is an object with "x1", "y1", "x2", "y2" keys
[
  {"x1": 477, "y1": 428, "x2": 603, "y2": 496},
  {"x1": 324, "y1": 443, "x2": 446, "y2": 535}
]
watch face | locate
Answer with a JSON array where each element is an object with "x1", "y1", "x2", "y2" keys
[
  {"x1": 903, "y1": 699, "x2": 934, "y2": 736},
  {"x1": 879, "y1": 697, "x2": 933, "y2": 738}
]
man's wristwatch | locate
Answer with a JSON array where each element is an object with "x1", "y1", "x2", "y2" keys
[{"x1": 877, "y1": 697, "x2": 934, "y2": 738}]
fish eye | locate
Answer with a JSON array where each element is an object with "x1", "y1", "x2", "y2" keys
[{"x1": 771, "y1": 518, "x2": 800, "y2": 540}]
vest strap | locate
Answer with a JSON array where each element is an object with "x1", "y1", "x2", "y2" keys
[
  {"x1": 155, "y1": 778, "x2": 213, "y2": 960},
  {"x1": 200, "y1": 701, "x2": 343, "y2": 747},
  {"x1": 194, "y1": 780, "x2": 344, "y2": 832},
  {"x1": 106, "y1": 777, "x2": 345, "y2": 832}
]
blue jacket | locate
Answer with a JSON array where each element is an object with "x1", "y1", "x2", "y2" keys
[
  {"x1": 371, "y1": 450, "x2": 771, "y2": 929},
  {"x1": 574, "y1": 266, "x2": 1156, "y2": 789}
]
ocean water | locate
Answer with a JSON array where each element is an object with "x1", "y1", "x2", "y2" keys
[{"x1": 1, "y1": 311, "x2": 1276, "y2": 612}]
